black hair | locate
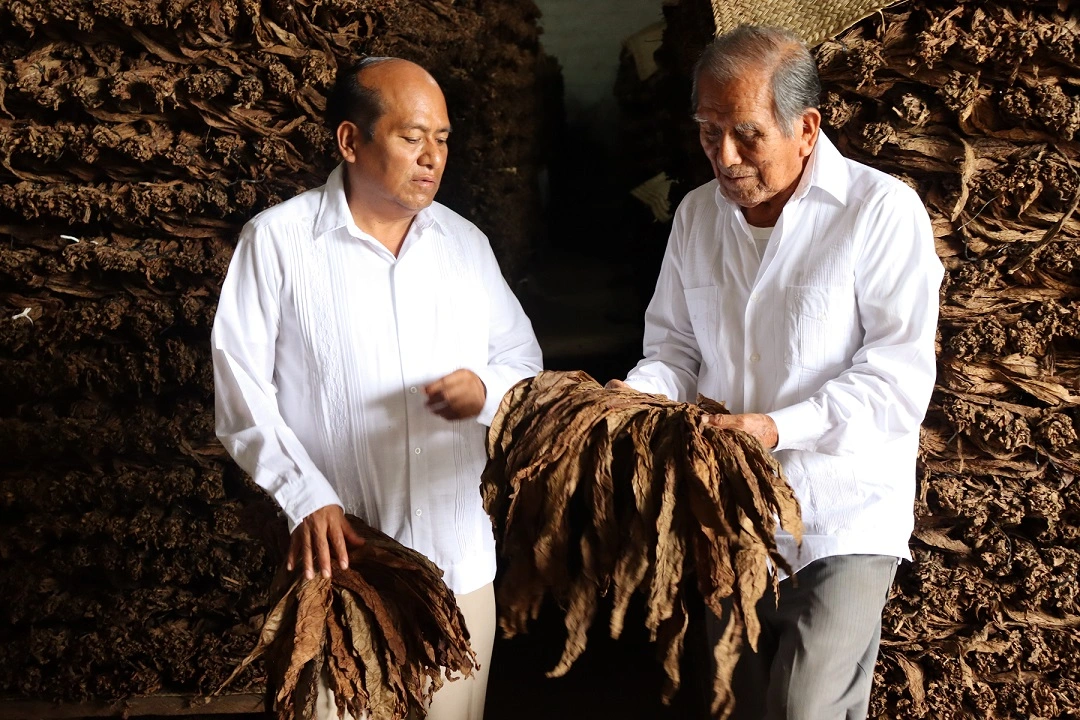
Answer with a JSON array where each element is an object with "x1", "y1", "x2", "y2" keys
[{"x1": 324, "y1": 56, "x2": 395, "y2": 141}]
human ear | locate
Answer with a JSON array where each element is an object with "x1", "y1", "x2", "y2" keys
[
  {"x1": 336, "y1": 121, "x2": 361, "y2": 163},
  {"x1": 798, "y1": 108, "x2": 821, "y2": 157}
]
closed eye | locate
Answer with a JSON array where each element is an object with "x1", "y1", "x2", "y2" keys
[{"x1": 734, "y1": 123, "x2": 762, "y2": 140}]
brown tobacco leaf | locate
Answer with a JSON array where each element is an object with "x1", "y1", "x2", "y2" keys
[
  {"x1": 609, "y1": 411, "x2": 664, "y2": 637},
  {"x1": 483, "y1": 370, "x2": 803, "y2": 706},
  {"x1": 710, "y1": 607, "x2": 744, "y2": 720},
  {"x1": 546, "y1": 562, "x2": 600, "y2": 678},
  {"x1": 294, "y1": 653, "x2": 324, "y2": 720},
  {"x1": 325, "y1": 602, "x2": 366, "y2": 718},
  {"x1": 265, "y1": 596, "x2": 300, "y2": 715},
  {"x1": 693, "y1": 526, "x2": 736, "y2": 614},
  {"x1": 276, "y1": 576, "x2": 331, "y2": 706},
  {"x1": 213, "y1": 578, "x2": 299, "y2": 693},
  {"x1": 331, "y1": 568, "x2": 407, "y2": 673},
  {"x1": 655, "y1": 594, "x2": 689, "y2": 703},
  {"x1": 696, "y1": 394, "x2": 730, "y2": 415},
  {"x1": 892, "y1": 652, "x2": 929, "y2": 716},
  {"x1": 340, "y1": 588, "x2": 400, "y2": 720},
  {"x1": 646, "y1": 432, "x2": 687, "y2": 637},
  {"x1": 733, "y1": 542, "x2": 768, "y2": 652},
  {"x1": 219, "y1": 518, "x2": 476, "y2": 720}
]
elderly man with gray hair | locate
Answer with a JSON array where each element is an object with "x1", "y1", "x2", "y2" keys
[{"x1": 611, "y1": 24, "x2": 944, "y2": 719}]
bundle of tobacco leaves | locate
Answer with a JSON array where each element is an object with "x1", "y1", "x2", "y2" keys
[
  {"x1": 218, "y1": 516, "x2": 477, "y2": 720},
  {"x1": 482, "y1": 369, "x2": 802, "y2": 717}
]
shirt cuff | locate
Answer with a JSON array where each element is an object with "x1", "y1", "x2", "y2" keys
[
  {"x1": 624, "y1": 364, "x2": 680, "y2": 400},
  {"x1": 278, "y1": 473, "x2": 344, "y2": 534},
  {"x1": 473, "y1": 366, "x2": 520, "y2": 427},
  {"x1": 624, "y1": 377, "x2": 672, "y2": 399},
  {"x1": 768, "y1": 400, "x2": 825, "y2": 452}
]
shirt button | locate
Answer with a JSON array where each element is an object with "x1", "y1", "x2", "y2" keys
[
  {"x1": 409, "y1": 386, "x2": 418, "y2": 394},
  {"x1": 749, "y1": 352, "x2": 761, "y2": 363},
  {"x1": 750, "y1": 293, "x2": 759, "y2": 302},
  {"x1": 414, "y1": 447, "x2": 422, "y2": 455},
  {"x1": 415, "y1": 508, "x2": 423, "y2": 517}
]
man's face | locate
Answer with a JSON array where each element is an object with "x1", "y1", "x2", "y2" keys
[
  {"x1": 345, "y1": 63, "x2": 451, "y2": 220},
  {"x1": 694, "y1": 69, "x2": 818, "y2": 226}
]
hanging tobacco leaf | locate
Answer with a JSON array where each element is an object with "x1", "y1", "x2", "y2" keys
[
  {"x1": 482, "y1": 369, "x2": 803, "y2": 711},
  {"x1": 217, "y1": 517, "x2": 477, "y2": 720}
]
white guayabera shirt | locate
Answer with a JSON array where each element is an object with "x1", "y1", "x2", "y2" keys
[
  {"x1": 626, "y1": 133, "x2": 945, "y2": 576},
  {"x1": 212, "y1": 165, "x2": 542, "y2": 594}
]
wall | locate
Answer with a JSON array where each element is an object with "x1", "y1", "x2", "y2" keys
[{"x1": 534, "y1": 0, "x2": 666, "y2": 137}]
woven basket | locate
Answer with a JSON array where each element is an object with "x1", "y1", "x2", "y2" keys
[{"x1": 711, "y1": 0, "x2": 900, "y2": 46}]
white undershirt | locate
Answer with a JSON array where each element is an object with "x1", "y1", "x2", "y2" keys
[{"x1": 747, "y1": 223, "x2": 774, "y2": 265}]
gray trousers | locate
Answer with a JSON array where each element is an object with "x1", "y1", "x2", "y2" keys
[{"x1": 707, "y1": 554, "x2": 898, "y2": 720}]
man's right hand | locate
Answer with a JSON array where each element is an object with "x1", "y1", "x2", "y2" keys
[
  {"x1": 287, "y1": 504, "x2": 365, "y2": 580},
  {"x1": 605, "y1": 379, "x2": 632, "y2": 391}
]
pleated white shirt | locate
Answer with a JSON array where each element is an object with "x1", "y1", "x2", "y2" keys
[
  {"x1": 212, "y1": 165, "x2": 542, "y2": 593},
  {"x1": 626, "y1": 133, "x2": 944, "y2": 574}
]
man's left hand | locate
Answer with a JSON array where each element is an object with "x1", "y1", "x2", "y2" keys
[
  {"x1": 704, "y1": 412, "x2": 779, "y2": 449},
  {"x1": 424, "y1": 369, "x2": 487, "y2": 420}
]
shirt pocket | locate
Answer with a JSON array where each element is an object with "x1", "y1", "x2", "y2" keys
[
  {"x1": 783, "y1": 285, "x2": 854, "y2": 372},
  {"x1": 683, "y1": 285, "x2": 721, "y2": 368}
]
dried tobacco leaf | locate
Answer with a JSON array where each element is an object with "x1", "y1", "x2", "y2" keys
[
  {"x1": 609, "y1": 411, "x2": 664, "y2": 637},
  {"x1": 214, "y1": 578, "x2": 299, "y2": 691},
  {"x1": 276, "y1": 576, "x2": 331, "y2": 706},
  {"x1": 295, "y1": 653, "x2": 324, "y2": 720},
  {"x1": 483, "y1": 369, "x2": 803, "y2": 708},
  {"x1": 340, "y1": 588, "x2": 400, "y2": 720},
  {"x1": 709, "y1": 607, "x2": 743, "y2": 720},
  {"x1": 218, "y1": 518, "x2": 477, "y2": 720},
  {"x1": 325, "y1": 603, "x2": 366, "y2": 718}
]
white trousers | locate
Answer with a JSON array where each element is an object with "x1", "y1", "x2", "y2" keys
[{"x1": 316, "y1": 582, "x2": 496, "y2": 720}]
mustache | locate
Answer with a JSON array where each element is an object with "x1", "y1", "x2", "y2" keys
[{"x1": 716, "y1": 165, "x2": 756, "y2": 179}]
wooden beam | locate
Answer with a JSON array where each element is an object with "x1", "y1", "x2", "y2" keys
[{"x1": 0, "y1": 693, "x2": 267, "y2": 719}]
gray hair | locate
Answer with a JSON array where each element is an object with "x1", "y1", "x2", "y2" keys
[{"x1": 691, "y1": 25, "x2": 820, "y2": 138}]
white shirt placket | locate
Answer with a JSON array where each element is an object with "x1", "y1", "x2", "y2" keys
[{"x1": 389, "y1": 254, "x2": 432, "y2": 550}]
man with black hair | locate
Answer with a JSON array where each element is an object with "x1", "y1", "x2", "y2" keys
[
  {"x1": 212, "y1": 57, "x2": 541, "y2": 720},
  {"x1": 614, "y1": 25, "x2": 943, "y2": 719}
]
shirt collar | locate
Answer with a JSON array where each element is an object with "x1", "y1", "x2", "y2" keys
[
  {"x1": 796, "y1": 131, "x2": 849, "y2": 206},
  {"x1": 313, "y1": 162, "x2": 439, "y2": 242}
]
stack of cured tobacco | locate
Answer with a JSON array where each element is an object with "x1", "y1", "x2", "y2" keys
[
  {"x1": 815, "y1": 2, "x2": 1080, "y2": 717},
  {"x1": 482, "y1": 370, "x2": 802, "y2": 715},
  {"x1": 219, "y1": 517, "x2": 477, "y2": 720}
]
